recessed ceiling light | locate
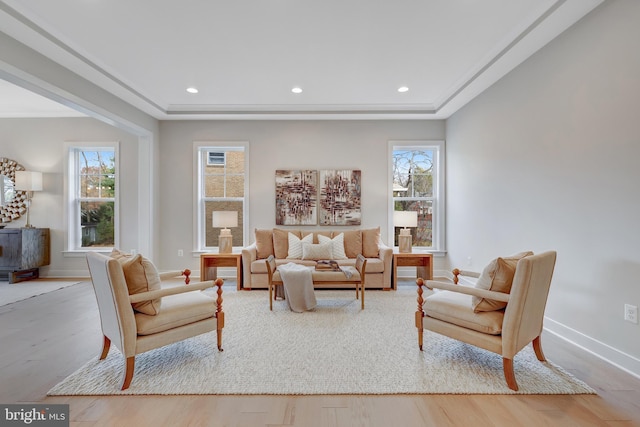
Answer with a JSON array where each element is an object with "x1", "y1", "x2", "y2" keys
[
  {"x1": 398, "y1": 86, "x2": 409, "y2": 93},
  {"x1": 291, "y1": 87, "x2": 303, "y2": 94},
  {"x1": 186, "y1": 87, "x2": 199, "y2": 94}
]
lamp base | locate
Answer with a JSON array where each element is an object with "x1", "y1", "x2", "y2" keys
[
  {"x1": 218, "y1": 234, "x2": 233, "y2": 254},
  {"x1": 398, "y1": 234, "x2": 412, "y2": 253}
]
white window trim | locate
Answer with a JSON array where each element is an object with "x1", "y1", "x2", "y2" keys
[
  {"x1": 63, "y1": 142, "x2": 120, "y2": 256},
  {"x1": 193, "y1": 141, "x2": 249, "y2": 254},
  {"x1": 388, "y1": 140, "x2": 446, "y2": 255}
]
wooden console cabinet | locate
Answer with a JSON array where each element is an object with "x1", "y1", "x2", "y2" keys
[{"x1": 0, "y1": 228, "x2": 50, "y2": 283}]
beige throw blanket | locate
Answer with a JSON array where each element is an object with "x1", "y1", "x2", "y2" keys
[{"x1": 278, "y1": 263, "x2": 317, "y2": 312}]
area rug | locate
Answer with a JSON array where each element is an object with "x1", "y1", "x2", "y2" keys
[
  {"x1": 48, "y1": 289, "x2": 595, "y2": 396},
  {"x1": 0, "y1": 280, "x2": 84, "y2": 306}
]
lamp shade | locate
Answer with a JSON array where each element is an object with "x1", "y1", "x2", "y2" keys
[
  {"x1": 212, "y1": 211, "x2": 238, "y2": 228},
  {"x1": 14, "y1": 171, "x2": 43, "y2": 191},
  {"x1": 393, "y1": 210, "x2": 417, "y2": 228}
]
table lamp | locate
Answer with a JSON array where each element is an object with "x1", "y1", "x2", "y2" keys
[
  {"x1": 393, "y1": 210, "x2": 417, "y2": 253},
  {"x1": 212, "y1": 211, "x2": 237, "y2": 253},
  {"x1": 15, "y1": 170, "x2": 43, "y2": 229}
]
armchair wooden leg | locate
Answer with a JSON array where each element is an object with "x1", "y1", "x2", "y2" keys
[
  {"x1": 503, "y1": 358, "x2": 518, "y2": 391},
  {"x1": 121, "y1": 356, "x2": 135, "y2": 390},
  {"x1": 361, "y1": 284, "x2": 365, "y2": 310},
  {"x1": 269, "y1": 283, "x2": 273, "y2": 311},
  {"x1": 216, "y1": 312, "x2": 224, "y2": 351},
  {"x1": 416, "y1": 278, "x2": 425, "y2": 350},
  {"x1": 99, "y1": 335, "x2": 111, "y2": 360},
  {"x1": 532, "y1": 336, "x2": 546, "y2": 361}
]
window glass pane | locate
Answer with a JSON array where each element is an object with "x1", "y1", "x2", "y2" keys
[
  {"x1": 81, "y1": 200, "x2": 115, "y2": 248},
  {"x1": 393, "y1": 201, "x2": 433, "y2": 248},
  {"x1": 204, "y1": 175, "x2": 225, "y2": 197},
  {"x1": 204, "y1": 201, "x2": 243, "y2": 247},
  {"x1": 226, "y1": 175, "x2": 244, "y2": 197},
  {"x1": 393, "y1": 149, "x2": 433, "y2": 198},
  {"x1": 226, "y1": 151, "x2": 245, "y2": 173}
]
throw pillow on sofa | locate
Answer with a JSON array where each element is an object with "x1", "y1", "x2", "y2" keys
[
  {"x1": 318, "y1": 233, "x2": 348, "y2": 260},
  {"x1": 301, "y1": 242, "x2": 334, "y2": 260},
  {"x1": 362, "y1": 227, "x2": 381, "y2": 258},
  {"x1": 472, "y1": 251, "x2": 533, "y2": 312},
  {"x1": 254, "y1": 228, "x2": 274, "y2": 259},
  {"x1": 287, "y1": 232, "x2": 313, "y2": 259}
]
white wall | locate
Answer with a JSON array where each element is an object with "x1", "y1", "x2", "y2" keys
[
  {"x1": 158, "y1": 120, "x2": 446, "y2": 270},
  {"x1": 446, "y1": 0, "x2": 640, "y2": 375},
  {"x1": 0, "y1": 117, "x2": 141, "y2": 277}
]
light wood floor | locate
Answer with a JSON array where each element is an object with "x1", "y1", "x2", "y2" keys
[{"x1": 1, "y1": 280, "x2": 639, "y2": 427}]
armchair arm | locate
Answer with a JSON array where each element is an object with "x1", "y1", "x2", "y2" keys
[
  {"x1": 158, "y1": 269, "x2": 191, "y2": 284},
  {"x1": 452, "y1": 268, "x2": 480, "y2": 284},
  {"x1": 129, "y1": 278, "x2": 223, "y2": 304},
  {"x1": 416, "y1": 277, "x2": 510, "y2": 303}
]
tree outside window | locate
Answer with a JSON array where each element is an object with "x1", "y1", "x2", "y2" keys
[{"x1": 392, "y1": 148, "x2": 435, "y2": 249}]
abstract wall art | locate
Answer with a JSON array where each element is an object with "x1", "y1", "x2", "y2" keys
[
  {"x1": 319, "y1": 169, "x2": 361, "y2": 226},
  {"x1": 275, "y1": 170, "x2": 318, "y2": 225}
]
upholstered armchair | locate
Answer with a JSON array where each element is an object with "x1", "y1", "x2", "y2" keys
[
  {"x1": 415, "y1": 251, "x2": 557, "y2": 391},
  {"x1": 86, "y1": 252, "x2": 224, "y2": 390}
]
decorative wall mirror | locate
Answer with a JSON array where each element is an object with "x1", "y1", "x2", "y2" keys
[{"x1": 0, "y1": 157, "x2": 28, "y2": 225}]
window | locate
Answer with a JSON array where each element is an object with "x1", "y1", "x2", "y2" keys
[
  {"x1": 66, "y1": 144, "x2": 118, "y2": 251},
  {"x1": 196, "y1": 143, "x2": 248, "y2": 251},
  {"x1": 389, "y1": 141, "x2": 445, "y2": 253}
]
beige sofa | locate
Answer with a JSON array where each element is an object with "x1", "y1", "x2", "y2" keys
[{"x1": 241, "y1": 227, "x2": 392, "y2": 290}]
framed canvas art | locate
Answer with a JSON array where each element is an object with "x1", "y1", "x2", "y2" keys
[
  {"x1": 275, "y1": 170, "x2": 318, "y2": 225},
  {"x1": 319, "y1": 169, "x2": 361, "y2": 225}
]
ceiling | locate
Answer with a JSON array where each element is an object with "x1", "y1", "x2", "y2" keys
[{"x1": 0, "y1": 0, "x2": 604, "y2": 120}]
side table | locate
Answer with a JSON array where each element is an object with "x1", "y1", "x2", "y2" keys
[
  {"x1": 393, "y1": 252, "x2": 433, "y2": 289},
  {"x1": 200, "y1": 253, "x2": 242, "y2": 290}
]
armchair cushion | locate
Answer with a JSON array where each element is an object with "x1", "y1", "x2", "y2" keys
[
  {"x1": 135, "y1": 291, "x2": 216, "y2": 335},
  {"x1": 120, "y1": 254, "x2": 162, "y2": 315},
  {"x1": 425, "y1": 291, "x2": 504, "y2": 335},
  {"x1": 472, "y1": 251, "x2": 533, "y2": 312}
]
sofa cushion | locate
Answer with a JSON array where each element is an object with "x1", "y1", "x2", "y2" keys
[
  {"x1": 255, "y1": 228, "x2": 274, "y2": 259},
  {"x1": 425, "y1": 291, "x2": 504, "y2": 335},
  {"x1": 119, "y1": 254, "x2": 162, "y2": 315},
  {"x1": 273, "y1": 228, "x2": 299, "y2": 259},
  {"x1": 472, "y1": 251, "x2": 533, "y2": 312},
  {"x1": 341, "y1": 230, "x2": 362, "y2": 258},
  {"x1": 362, "y1": 227, "x2": 381, "y2": 258},
  {"x1": 287, "y1": 232, "x2": 313, "y2": 259},
  {"x1": 318, "y1": 233, "x2": 348, "y2": 260},
  {"x1": 302, "y1": 242, "x2": 333, "y2": 260}
]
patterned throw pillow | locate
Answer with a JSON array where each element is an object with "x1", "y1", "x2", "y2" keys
[
  {"x1": 287, "y1": 232, "x2": 313, "y2": 259},
  {"x1": 318, "y1": 233, "x2": 348, "y2": 260},
  {"x1": 301, "y1": 242, "x2": 334, "y2": 260}
]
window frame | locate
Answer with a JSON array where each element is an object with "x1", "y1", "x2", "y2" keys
[
  {"x1": 64, "y1": 142, "x2": 120, "y2": 254},
  {"x1": 194, "y1": 141, "x2": 249, "y2": 253},
  {"x1": 388, "y1": 140, "x2": 446, "y2": 254}
]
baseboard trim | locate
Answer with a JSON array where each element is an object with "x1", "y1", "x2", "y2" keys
[{"x1": 544, "y1": 317, "x2": 640, "y2": 379}]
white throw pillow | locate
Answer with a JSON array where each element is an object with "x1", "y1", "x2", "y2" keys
[
  {"x1": 301, "y1": 242, "x2": 334, "y2": 260},
  {"x1": 287, "y1": 232, "x2": 313, "y2": 259},
  {"x1": 318, "y1": 233, "x2": 348, "y2": 260}
]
